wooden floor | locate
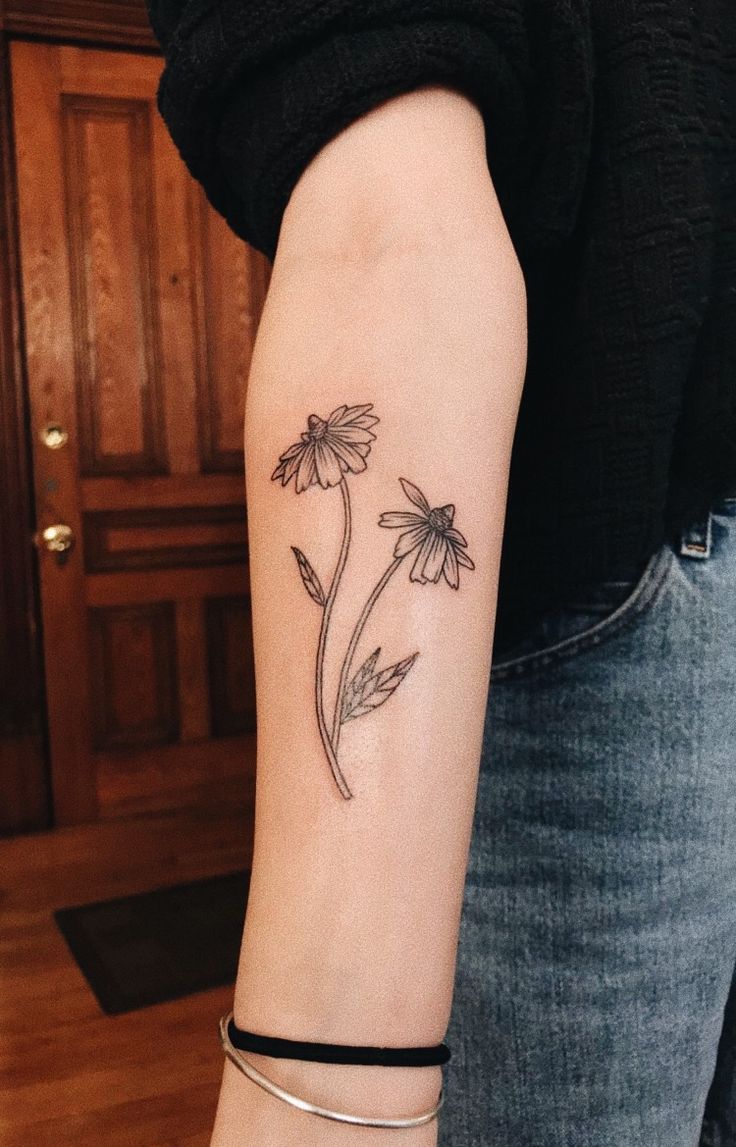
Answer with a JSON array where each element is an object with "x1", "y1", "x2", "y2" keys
[{"x1": 0, "y1": 774, "x2": 255, "y2": 1146}]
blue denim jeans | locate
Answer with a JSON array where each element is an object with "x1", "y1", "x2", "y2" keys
[{"x1": 442, "y1": 490, "x2": 736, "y2": 1146}]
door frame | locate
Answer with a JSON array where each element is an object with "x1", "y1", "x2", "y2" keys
[{"x1": 0, "y1": 0, "x2": 158, "y2": 833}]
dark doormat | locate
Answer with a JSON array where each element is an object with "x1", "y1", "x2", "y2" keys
[{"x1": 54, "y1": 869, "x2": 250, "y2": 1015}]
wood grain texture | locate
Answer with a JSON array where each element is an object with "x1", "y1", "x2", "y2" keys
[
  {"x1": 63, "y1": 93, "x2": 166, "y2": 476},
  {"x1": 190, "y1": 190, "x2": 270, "y2": 473},
  {"x1": 3, "y1": 0, "x2": 157, "y2": 48},
  {"x1": 206, "y1": 598, "x2": 257, "y2": 737},
  {"x1": 12, "y1": 40, "x2": 98, "y2": 824},
  {"x1": 175, "y1": 600, "x2": 210, "y2": 742},
  {"x1": 150, "y1": 105, "x2": 202, "y2": 476},
  {"x1": 85, "y1": 565, "x2": 250, "y2": 608},
  {"x1": 0, "y1": 736, "x2": 49, "y2": 834},
  {"x1": 89, "y1": 603, "x2": 179, "y2": 750},
  {"x1": 83, "y1": 505, "x2": 248, "y2": 572},
  {"x1": 0, "y1": 793, "x2": 255, "y2": 1145},
  {"x1": 96, "y1": 734, "x2": 255, "y2": 819},
  {"x1": 1, "y1": 1, "x2": 166, "y2": 834},
  {"x1": 82, "y1": 475, "x2": 246, "y2": 511},
  {"x1": 12, "y1": 43, "x2": 261, "y2": 827},
  {"x1": 0, "y1": 32, "x2": 49, "y2": 832}
]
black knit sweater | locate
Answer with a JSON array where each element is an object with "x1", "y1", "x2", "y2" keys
[{"x1": 147, "y1": 0, "x2": 736, "y2": 646}]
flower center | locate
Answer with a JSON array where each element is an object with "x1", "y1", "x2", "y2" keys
[
  {"x1": 307, "y1": 414, "x2": 328, "y2": 440},
  {"x1": 428, "y1": 505, "x2": 455, "y2": 531}
]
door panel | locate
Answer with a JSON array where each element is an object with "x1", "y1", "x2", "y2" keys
[{"x1": 11, "y1": 42, "x2": 267, "y2": 824}]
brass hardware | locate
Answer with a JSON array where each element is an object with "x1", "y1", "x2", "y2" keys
[
  {"x1": 40, "y1": 422, "x2": 68, "y2": 450},
  {"x1": 37, "y1": 523, "x2": 75, "y2": 555}
]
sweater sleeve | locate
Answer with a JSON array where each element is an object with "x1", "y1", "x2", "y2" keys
[{"x1": 147, "y1": 0, "x2": 593, "y2": 261}]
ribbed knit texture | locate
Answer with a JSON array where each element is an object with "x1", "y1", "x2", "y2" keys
[{"x1": 148, "y1": 0, "x2": 736, "y2": 645}]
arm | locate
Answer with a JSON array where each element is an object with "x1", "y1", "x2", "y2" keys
[{"x1": 211, "y1": 86, "x2": 527, "y2": 1146}]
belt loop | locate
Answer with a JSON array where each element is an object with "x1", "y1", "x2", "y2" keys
[{"x1": 679, "y1": 509, "x2": 713, "y2": 559}]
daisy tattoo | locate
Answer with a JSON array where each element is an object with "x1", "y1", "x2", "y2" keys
[{"x1": 272, "y1": 403, "x2": 474, "y2": 800}]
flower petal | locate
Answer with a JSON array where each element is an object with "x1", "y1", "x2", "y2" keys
[
  {"x1": 278, "y1": 440, "x2": 304, "y2": 460},
  {"x1": 329, "y1": 403, "x2": 377, "y2": 428},
  {"x1": 394, "y1": 524, "x2": 430, "y2": 558},
  {"x1": 272, "y1": 455, "x2": 296, "y2": 484},
  {"x1": 409, "y1": 533, "x2": 434, "y2": 583},
  {"x1": 295, "y1": 442, "x2": 317, "y2": 492},
  {"x1": 442, "y1": 544, "x2": 459, "y2": 589},
  {"x1": 410, "y1": 530, "x2": 447, "y2": 583},
  {"x1": 314, "y1": 439, "x2": 343, "y2": 487},
  {"x1": 422, "y1": 531, "x2": 448, "y2": 582},
  {"x1": 445, "y1": 527, "x2": 468, "y2": 547},
  {"x1": 456, "y1": 548, "x2": 475, "y2": 569},
  {"x1": 378, "y1": 511, "x2": 426, "y2": 529},
  {"x1": 272, "y1": 439, "x2": 306, "y2": 483},
  {"x1": 328, "y1": 407, "x2": 379, "y2": 435},
  {"x1": 280, "y1": 449, "x2": 303, "y2": 486},
  {"x1": 326, "y1": 435, "x2": 369, "y2": 474},
  {"x1": 329, "y1": 425, "x2": 377, "y2": 444},
  {"x1": 399, "y1": 478, "x2": 431, "y2": 515}
]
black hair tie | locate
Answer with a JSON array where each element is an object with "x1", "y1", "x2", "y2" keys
[{"x1": 226, "y1": 1016, "x2": 451, "y2": 1067}]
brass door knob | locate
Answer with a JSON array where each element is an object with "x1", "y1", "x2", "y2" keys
[
  {"x1": 38, "y1": 523, "x2": 75, "y2": 554},
  {"x1": 39, "y1": 422, "x2": 69, "y2": 450}
]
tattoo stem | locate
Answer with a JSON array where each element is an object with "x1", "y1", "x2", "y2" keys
[
  {"x1": 331, "y1": 555, "x2": 405, "y2": 749},
  {"x1": 316, "y1": 478, "x2": 353, "y2": 800}
]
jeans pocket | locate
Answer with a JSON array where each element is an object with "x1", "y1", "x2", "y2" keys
[{"x1": 490, "y1": 540, "x2": 676, "y2": 682}]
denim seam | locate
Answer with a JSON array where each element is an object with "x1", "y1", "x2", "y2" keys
[{"x1": 490, "y1": 543, "x2": 675, "y2": 683}]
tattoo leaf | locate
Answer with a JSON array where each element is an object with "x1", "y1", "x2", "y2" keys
[
  {"x1": 291, "y1": 547, "x2": 326, "y2": 607},
  {"x1": 341, "y1": 651, "x2": 419, "y2": 723},
  {"x1": 341, "y1": 647, "x2": 381, "y2": 720}
]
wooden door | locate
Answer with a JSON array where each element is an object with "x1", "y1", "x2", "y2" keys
[{"x1": 11, "y1": 42, "x2": 268, "y2": 824}]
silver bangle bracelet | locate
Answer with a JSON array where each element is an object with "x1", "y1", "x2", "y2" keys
[{"x1": 219, "y1": 1013, "x2": 445, "y2": 1129}]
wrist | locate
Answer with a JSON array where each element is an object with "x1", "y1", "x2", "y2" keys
[
  {"x1": 230, "y1": 844, "x2": 457, "y2": 1049},
  {"x1": 212, "y1": 1057, "x2": 442, "y2": 1147},
  {"x1": 276, "y1": 84, "x2": 503, "y2": 266}
]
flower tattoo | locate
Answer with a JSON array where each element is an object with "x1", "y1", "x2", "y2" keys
[
  {"x1": 379, "y1": 478, "x2": 475, "y2": 589},
  {"x1": 272, "y1": 403, "x2": 474, "y2": 800},
  {"x1": 272, "y1": 404, "x2": 379, "y2": 491}
]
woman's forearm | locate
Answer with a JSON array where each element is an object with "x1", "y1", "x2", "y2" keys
[{"x1": 215, "y1": 87, "x2": 527, "y2": 1143}]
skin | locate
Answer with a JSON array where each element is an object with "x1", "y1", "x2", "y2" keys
[{"x1": 209, "y1": 85, "x2": 528, "y2": 1147}]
